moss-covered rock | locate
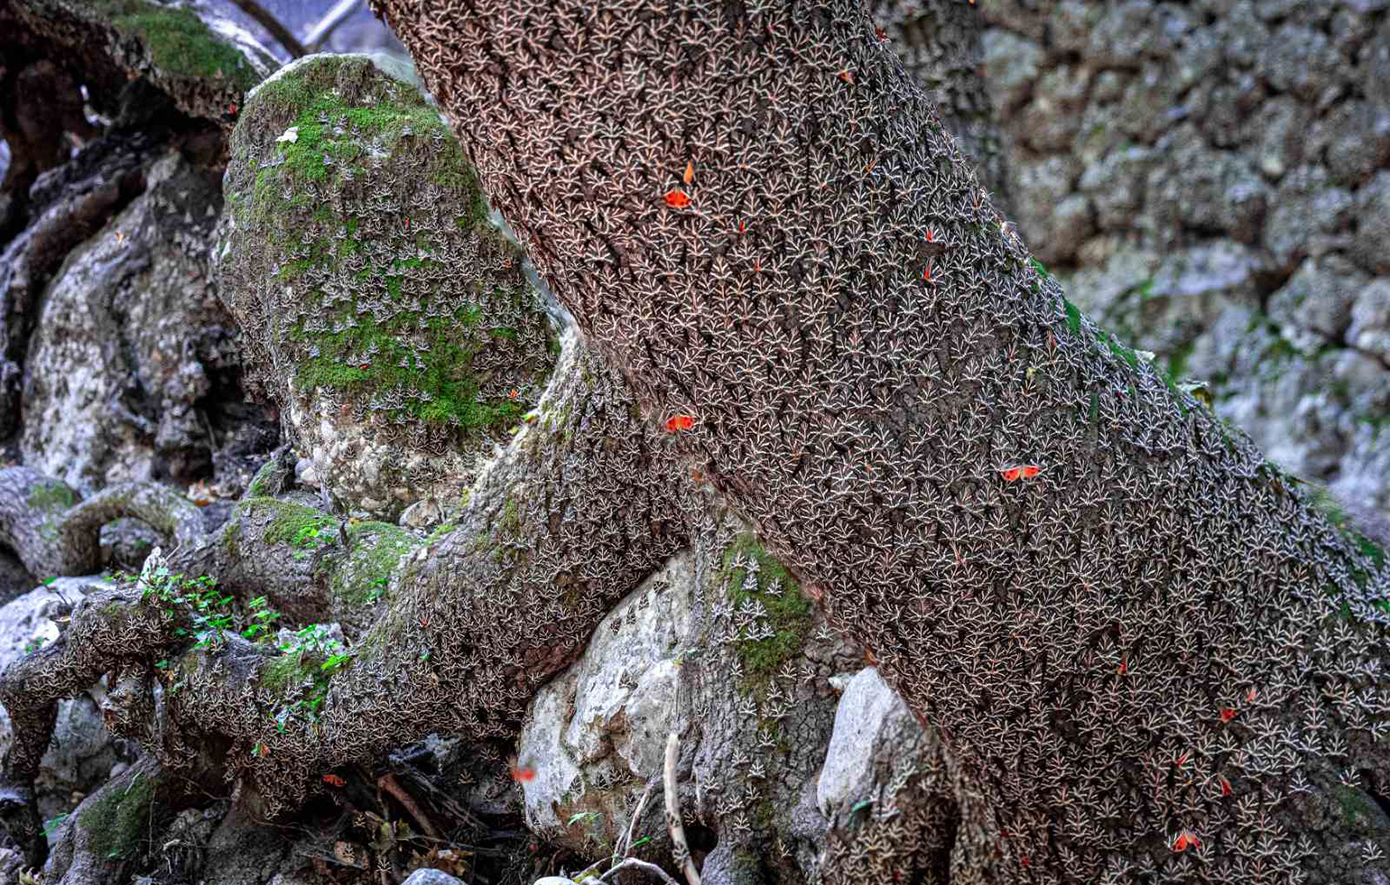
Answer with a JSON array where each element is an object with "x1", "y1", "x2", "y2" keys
[
  {"x1": 77, "y1": 768, "x2": 155, "y2": 860},
  {"x1": 719, "y1": 533, "x2": 814, "y2": 699},
  {"x1": 214, "y1": 54, "x2": 558, "y2": 520},
  {"x1": 0, "y1": 0, "x2": 275, "y2": 124},
  {"x1": 334, "y1": 522, "x2": 413, "y2": 599}
]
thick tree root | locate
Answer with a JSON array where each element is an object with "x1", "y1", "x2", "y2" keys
[
  {"x1": 0, "y1": 468, "x2": 206, "y2": 578},
  {"x1": 0, "y1": 335, "x2": 702, "y2": 869},
  {"x1": 0, "y1": 468, "x2": 95, "y2": 577}
]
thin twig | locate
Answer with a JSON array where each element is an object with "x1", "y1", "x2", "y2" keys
[
  {"x1": 663, "y1": 733, "x2": 701, "y2": 885},
  {"x1": 304, "y1": 0, "x2": 362, "y2": 51},
  {"x1": 376, "y1": 772, "x2": 440, "y2": 839},
  {"x1": 226, "y1": 0, "x2": 307, "y2": 57},
  {"x1": 614, "y1": 775, "x2": 660, "y2": 862},
  {"x1": 200, "y1": 409, "x2": 219, "y2": 453},
  {"x1": 599, "y1": 857, "x2": 682, "y2": 885}
]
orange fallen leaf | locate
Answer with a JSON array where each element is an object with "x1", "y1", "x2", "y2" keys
[
  {"x1": 1173, "y1": 831, "x2": 1201, "y2": 852},
  {"x1": 1001, "y1": 464, "x2": 1041, "y2": 482},
  {"x1": 683, "y1": 160, "x2": 694, "y2": 185},
  {"x1": 323, "y1": 773, "x2": 346, "y2": 787}
]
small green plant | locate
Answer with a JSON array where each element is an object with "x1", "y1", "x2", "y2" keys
[
  {"x1": 42, "y1": 813, "x2": 68, "y2": 837},
  {"x1": 132, "y1": 568, "x2": 287, "y2": 652},
  {"x1": 260, "y1": 624, "x2": 353, "y2": 730},
  {"x1": 22, "y1": 637, "x2": 49, "y2": 656},
  {"x1": 240, "y1": 596, "x2": 280, "y2": 642},
  {"x1": 282, "y1": 623, "x2": 345, "y2": 657},
  {"x1": 320, "y1": 651, "x2": 353, "y2": 674},
  {"x1": 364, "y1": 577, "x2": 389, "y2": 604}
]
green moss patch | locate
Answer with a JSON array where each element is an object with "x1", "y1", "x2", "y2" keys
[
  {"x1": 332, "y1": 521, "x2": 420, "y2": 604},
  {"x1": 27, "y1": 479, "x2": 75, "y2": 513},
  {"x1": 291, "y1": 292, "x2": 530, "y2": 433},
  {"x1": 79, "y1": 772, "x2": 155, "y2": 860},
  {"x1": 243, "y1": 497, "x2": 337, "y2": 550},
  {"x1": 1334, "y1": 784, "x2": 1379, "y2": 826},
  {"x1": 720, "y1": 534, "x2": 813, "y2": 698},
  {"x1": 246, "y1": 58, "x2": 487, "y2": 231},
  {"x1": 259, "y1": 651, "x2": 314, "y2": 697},
  {"x1": 99, "y1": 1, "x2": 260, "y2": 91},
  {"x1": 227, "y1": 55, "x2": 553, "y2": 440}
]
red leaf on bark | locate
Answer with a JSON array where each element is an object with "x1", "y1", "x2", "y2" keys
[{"x1": 1173, "y1": 832, "x2": 1201, "y2": 852}]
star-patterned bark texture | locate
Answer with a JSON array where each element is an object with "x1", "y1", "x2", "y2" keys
[{"x1": 375, "y1": 0, "x2": 1390, "y2": 880}]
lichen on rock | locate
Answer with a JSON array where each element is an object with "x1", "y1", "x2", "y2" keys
[{"x1": 215, "y1": 53, "x2": 558, "y2": 520}]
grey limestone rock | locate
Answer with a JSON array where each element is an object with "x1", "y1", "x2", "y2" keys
[
  {"x1": 983, "y1": 0, "x2": 1390, "y2": 514},
  {"x1": 1266, "y1": 255, "x2": 1369, "y2": 351},
  {"x1": 1354, "y1": 171, "x2": 1390, "y2": 276},
  {"x1": 19, "y1": 149, "x2": 245, "y2": 494},
  {"x1": 516, "y1": 524, "x2": 865, "y2": 878},
  {"x1": 402, "y1": 870, "x2": 468, "y2": 885},
  {"x1": 1349, "y1": 278, "x2": 1390, "y2": 361}
]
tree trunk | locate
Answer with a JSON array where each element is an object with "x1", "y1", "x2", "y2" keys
[{"x1": 375, "y1": 0, "x2": 1390, "y2": 881}]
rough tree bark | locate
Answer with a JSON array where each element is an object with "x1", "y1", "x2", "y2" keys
[
  {"x1": 2, "y1": 1, "x2": 1388, "y2": 883},
  {"x1": 363, "y1": 0, "x2": 1390, "y2": 883},
  {"x1": 1, "y1": 5, "x2": 1006, "y2": 879}
]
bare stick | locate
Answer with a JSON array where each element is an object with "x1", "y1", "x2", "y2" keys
[
  {"x1": 375, "y1": 772, "x2": 439, "y2": 839},
  {"x1": 600, "y1": 857, "x2": 681, "y2": 885},
  {"x1": 304, "y1": 0, "x2": 362, "y2": 52},
  {"x1": 663, "y1": 733, "x2": 700, "y2": 885},
  {"x1": 615, "y1": 774, "x2": 659, "y2": 861},
  {"x1": 226, "y1": 0, "x2": 307, "y2": 58}
]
